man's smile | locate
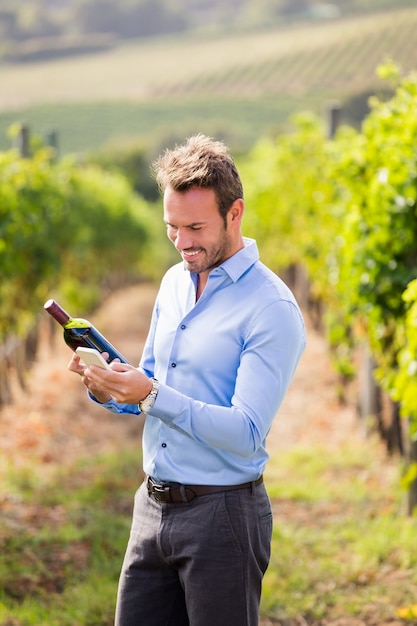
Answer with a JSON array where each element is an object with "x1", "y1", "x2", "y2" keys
[{"x1": 182, "y1": 249, "x2": 203, "y2": 260}]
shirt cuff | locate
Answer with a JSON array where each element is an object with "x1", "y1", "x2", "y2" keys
[
  {"x1": 149, "y1": 383, "x2": 184, "y2": 422},
  {"x1": 87, "y1": 391, "x2": 140, "y2": 415}
]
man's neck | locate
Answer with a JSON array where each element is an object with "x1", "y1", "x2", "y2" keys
[{"x1": 196, "y1": 273, "x2": 208, "y2": 301}]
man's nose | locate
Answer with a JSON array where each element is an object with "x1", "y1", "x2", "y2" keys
[{"x1": 174, "y1": 229, "x2": 193, "y2": 250}]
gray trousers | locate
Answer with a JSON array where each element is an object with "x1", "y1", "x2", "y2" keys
[{"x1": 114, "y1": 479, "x2": 273, "y2": 626}]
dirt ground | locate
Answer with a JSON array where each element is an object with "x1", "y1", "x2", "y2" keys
[{"x1": 0, "y1": 284, "x2": 405, "y2": 626}]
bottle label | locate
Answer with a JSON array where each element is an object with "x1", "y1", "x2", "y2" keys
[{"x1": 64, "y1": 319, "x2": 90, "y2": 329}]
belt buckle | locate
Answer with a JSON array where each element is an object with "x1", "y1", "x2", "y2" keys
[
  {"x1": 147, "y1": 477, "x2": 172, "y2": 502},
  {"x1": 146, "y1": 477, "x2": 195, "y2": 503},
  {"x1": 153, "y1": 484, "x2": 171, "y2": 502}
]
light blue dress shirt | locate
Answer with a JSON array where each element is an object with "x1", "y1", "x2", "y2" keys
[{"x1": 95, "y1": 238, "x2": 306, "y2": 485}]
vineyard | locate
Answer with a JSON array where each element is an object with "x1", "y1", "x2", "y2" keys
[
  {"x1": 0, "y1": 145, "x2": 172, "y2": 408},
  {"x1": 154, "y1": 8, "x2": 417, "y2": 101},
  {"x1": 2, "y1": 51, "x2": 417, "y2": 623},
  {"x1": 1, "y1": 7, "x2": 417, "y2": 154},
  {"x1": 2, "y1": 60, "x2": 417, "y2": 495},
  {"x1": 240, "y1": 61, "x2": 417, "y2": 511}
]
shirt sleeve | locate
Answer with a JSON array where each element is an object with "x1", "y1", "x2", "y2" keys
[
  {"x1": 149, "y1": 300, "x2": 306, "y2": 457},
  {"x1": 88, "y1": 391, "x2": 140, "y2": 415}
]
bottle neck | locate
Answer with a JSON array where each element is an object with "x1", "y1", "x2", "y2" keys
[
  {"x1": 44, "y1": 299, "x2": 70, "y2": 325},
  {"x1": 44, "y1": 299, "x2": 91, "y2": 329}
]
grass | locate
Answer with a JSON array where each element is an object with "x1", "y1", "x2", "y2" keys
[
  {"x1": 263, "y1": 443, "x2": 417, "y2": 623},
  {"x1": 0, "y1": 450, "x2": 141, "y2": 626},
  {"x1": 1, "y1": 437, "x2": 417, "y2": 624}
]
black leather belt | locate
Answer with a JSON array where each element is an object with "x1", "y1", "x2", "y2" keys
[{"x1": 146, "y1": 475, "x2": 263, "y2": 504}]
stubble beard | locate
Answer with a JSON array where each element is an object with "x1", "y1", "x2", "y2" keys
[{"x1": 183, "y1": 228, "x2": 230, "y2": 275}]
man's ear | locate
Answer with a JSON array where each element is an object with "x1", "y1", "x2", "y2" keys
[{"x1": 229, "y1": 198, "x2": 244, "y2": 223}]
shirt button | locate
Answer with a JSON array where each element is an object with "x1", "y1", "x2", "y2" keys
[
  {"x1": 161, "y1": 443, "x2": 167, "y2": 448},
  {"x1": 171, "y1": 362, "x2": 176, "y2": 368},
  {"x1": 180, "y1": 324, "x2": 186, "y2": 330}
]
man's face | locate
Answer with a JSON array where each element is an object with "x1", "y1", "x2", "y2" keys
[{"x1": 163, "y1": 186, "x2": 242, "y2": 276}]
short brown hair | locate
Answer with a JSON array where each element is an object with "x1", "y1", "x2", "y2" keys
[{"x1": 152, "y1": 134, "x2": 243, "y2": 224}]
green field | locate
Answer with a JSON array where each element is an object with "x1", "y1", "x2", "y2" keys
[{"x1": 1, "y1": 6, "x2": 417, "y2": 154}]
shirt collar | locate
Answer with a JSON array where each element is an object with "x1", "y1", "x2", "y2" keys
[
  {"x1": 183, "y1": 237, "x2": 259, "y2": 282},
  {"x1": 185, "y1": 237, "x2": 259, "y2": 283},
  {"x1": 214, "y1": 237, "x2": 259, "y2": 282}
]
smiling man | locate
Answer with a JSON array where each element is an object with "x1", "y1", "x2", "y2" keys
[{"x1": 68, "y1": 134, "x2": 306, "y2": 626}]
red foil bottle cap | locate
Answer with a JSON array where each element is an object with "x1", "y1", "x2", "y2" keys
[{"x1": 44, "y1": 299, "x2": 70, "y2": 325}]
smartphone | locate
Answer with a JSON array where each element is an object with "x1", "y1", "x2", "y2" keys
[{"x1": 76, "y1": 347, "x2": 111, "y2": 370}]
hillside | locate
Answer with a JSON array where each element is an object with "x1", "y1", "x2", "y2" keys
[
  {"x1": 0, "y1": 6, "x2": 416, "y2": 154},
  {"x1": 152, "y1": 8, "x2": 417, "y2": 102}
]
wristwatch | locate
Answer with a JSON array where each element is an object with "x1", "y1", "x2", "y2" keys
[{"x1": 138, "y1": 377, "x2": 160, "y2": 414}]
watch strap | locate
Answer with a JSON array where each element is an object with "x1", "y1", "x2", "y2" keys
[{"x1": 138, "y1": 377, "x2": 160, "y2": 414}]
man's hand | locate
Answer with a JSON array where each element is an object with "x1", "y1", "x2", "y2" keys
[
  {"x1": 68, "y1": 351, "x2": 153, "y2": 404},
  {"x1": 68, "y1": 351, "x2": 112, "y2": 403}
]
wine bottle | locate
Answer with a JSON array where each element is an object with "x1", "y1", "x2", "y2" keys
[{"x1": 44, "y1": 299, "x2": 128, "y2": 364}]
